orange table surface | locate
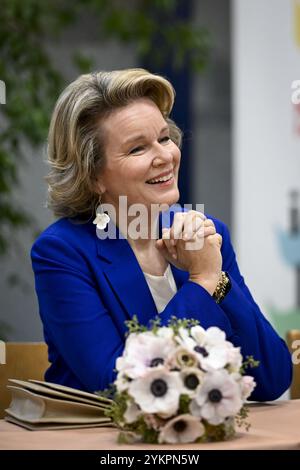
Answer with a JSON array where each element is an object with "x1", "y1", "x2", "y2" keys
[{"x1": 0, "y1": 400, "x2": 300, "y2": 450}]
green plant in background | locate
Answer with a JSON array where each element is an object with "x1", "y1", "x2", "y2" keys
[{"x1": 0, "y1": 0, "x2": 210, "y2": 257}]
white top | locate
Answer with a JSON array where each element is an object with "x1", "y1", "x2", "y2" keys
[{"x1": 143, "y1": 264, "x2": 177, "y2": 313}]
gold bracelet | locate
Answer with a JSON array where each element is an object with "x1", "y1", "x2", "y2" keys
[{"x1": 213, "y1": 271, "x2": 230, "y2": 304}]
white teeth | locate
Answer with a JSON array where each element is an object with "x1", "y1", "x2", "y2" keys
[{"x1": 147, "y1": 173, "x2": 173, "y2": 184}]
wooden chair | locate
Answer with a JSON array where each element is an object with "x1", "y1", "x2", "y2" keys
[
  {"x1": 0, "y1": 342, "x2": 49, "y2": 418},
  {"x1": 286, "y1": 330, "x2": 300, "y2": 399}
]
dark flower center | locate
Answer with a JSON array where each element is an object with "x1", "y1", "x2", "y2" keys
[
  {"x1": 150, "y1": 379, "x2": 168, "y2": 397},
  {"x1": 150, "y1": 357, "x2": 164, "y2": 367},
  {"x1": 182, "y1": 354, "x2": 190, "y2": 363},
  {"x1": 208, "y1": 388, "x2": 223, "y2": 403},
  {"x1": 173, "y1": 420, "x2": 187, "y2": 433},
  {"x1": 194, "y1": 346, "x2": 208, "y2": 357},
  {"x1": 184, "y1": 374, "x2": 199, "y2": 390}
]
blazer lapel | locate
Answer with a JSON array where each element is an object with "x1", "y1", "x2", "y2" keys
[
  {"x1": 171, "y1": 264, "x2": 189, "y2": 290},
  {"x1": 95, "y1": 206, "x2": 189, "y2": 325},
  {"x1": 96, "y1": 223, "x2": 158, "y2": 325}
]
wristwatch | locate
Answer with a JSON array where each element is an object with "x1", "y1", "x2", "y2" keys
[{"x1": 213, "y1": 271, "x2": 231, "y2": 304}]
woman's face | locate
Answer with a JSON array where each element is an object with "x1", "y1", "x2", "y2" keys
[{"x1": 96, "y1": 98, "x2": 181, "y2": 211}]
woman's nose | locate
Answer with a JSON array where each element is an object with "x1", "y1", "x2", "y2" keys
[{"x1": 152, "y1": 144, "x2": 173, "y2": 166}]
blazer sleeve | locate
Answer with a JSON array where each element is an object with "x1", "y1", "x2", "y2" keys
[
  {"x1": 32, "y1": 222, "x2": 292, "y2": 400},
  {"x1": 159, "y1": 220, "x2": 292, "y2": 401},
  {"x1": 31, "y1": 235, "x2": 124, "y2": 393},
  {"x1": 218, "y1": 220, "x2": 292, "y2": 400}
]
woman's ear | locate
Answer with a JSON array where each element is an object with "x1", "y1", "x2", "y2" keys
[{"x1": 92, "y1": 175, "x2": 106, "y2": 195}]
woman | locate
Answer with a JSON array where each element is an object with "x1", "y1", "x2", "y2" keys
[{"x1": 31, "y1": 68, "x2": 292, "y2": 400}]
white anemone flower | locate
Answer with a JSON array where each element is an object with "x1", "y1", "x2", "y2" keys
[
  {"x1": 190, "y1": 325, "x2": 208, "y2": 344},
  {"x1": 189, "y1": 399, "x2": 202, "y2": 418},
  {"x1": 115, "y1": 370, "x2": 131, "y2": 392},
  {"x1": 156, "y1": 327, "x2": 174, "y2": 340},
  {"x1": 195, "y1": 370, "x2": 243, "y2": 425},
  {"x1": 225, "y1": 345, "x2": 243, "y2": 373},
  {"x1": 128, "y1": 369, "x2": 182, "y2": 416},
  {"x1": 200, "y1": 344, "x2": 231, "y2": 370},
  {"x1": 190, "y1": 327, "x2": 241, "y2": 372},
  {"x1": 174, "y1": 327, "x2": 197, "y2": 350},
  {"x1": 158, "y1": 414, "x2": 205, "y2": 444},
  {"x1": 115, "y1": 356, "x2": 126, "y2": 372},
  {"x1": 124, "y1": 400, "x2": 141, "y2": 424},
  {"x1": 240, "y1": 375, "x2": 256, "y2": 400},
  {"x1": 166, "y1": 346, "x2": 199, "y2": 370},
  {"x1": 180, "y1": 367, "x2": 205, "y2": 398},
  {"x1": 118, "y1": 332, "x2": 175, "y2": 379},
  {"x1": 201, "y1": 327, "x2": 227, "y2": 347},
  {"x1": 175, "y1": 325, "x2": 230, "y2": 371}
]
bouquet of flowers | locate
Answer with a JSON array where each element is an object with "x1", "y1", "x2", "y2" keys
[{"x1": 105, "y1": 316, "x2": 258, "y2": 444}]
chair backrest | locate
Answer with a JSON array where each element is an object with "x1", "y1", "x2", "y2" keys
[
  {"x1": 286, "y1": 330, "x2": 300, "y2": 399},
  {"x1": 0, "y1": 342, "x2": 49, "y2": 418}
]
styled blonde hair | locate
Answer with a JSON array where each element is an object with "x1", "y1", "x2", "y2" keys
[{"x1": 46, "y1": 68, "x2": 182, "y2": 219}]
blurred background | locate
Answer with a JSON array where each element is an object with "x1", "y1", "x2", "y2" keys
[{"x1": 0, "y1": 0, "x2": 299, "y2": 344}]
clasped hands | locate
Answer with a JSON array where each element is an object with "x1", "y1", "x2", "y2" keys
[{"x1": 155, "y1": 211, "x2": 223, "y2": 295}]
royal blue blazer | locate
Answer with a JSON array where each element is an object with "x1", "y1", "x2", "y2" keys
[{"x1": 31, "y1": 207, "x2": 292, "y2": 400}]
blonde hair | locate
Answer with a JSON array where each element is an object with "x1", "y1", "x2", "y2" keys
[{"x1": 46, "y1": 68, "x2": 182, "y2": 219}]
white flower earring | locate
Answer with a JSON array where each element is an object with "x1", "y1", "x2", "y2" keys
[{"x1": 93, "y1": 195, "x2": 110, "y2": 230}]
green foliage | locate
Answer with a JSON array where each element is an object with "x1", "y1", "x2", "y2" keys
[
  {"x1": 125, "y1": 315, "x2": 149, "y2": 335},
  {"x1": 0, "y1": 0, "x2": 209, "y2": 257},
  {"x1": 178, "y1": 393, "x2": 190, "y2": 413},
  {"x1": 118, "y1": 423, "x2": 158, "y2": 445},
  {"x1": 94, "y1": 383, "x2": 116, "y2": 401},
  {"x1": 235, "y1": 404, "x2": 251, "y2": 431},
  {"x1": 125, "y1": 314, "x2": 200, "y2": 336},
  {"x1": 200, "y1": 418, "x2": 236, "y2": 442},
  {"x1": 104, "y1": 390, "x2": 128, "y2": 425},
  {"x1": 129, "y1": 416, "x2": 160, "y2": 444},
  {"x1": 240, "y1": 355, "x2": 260, "y2": 374},
  {"x1": 167, "y1": 315, "x2": 200, "y2": 334}
]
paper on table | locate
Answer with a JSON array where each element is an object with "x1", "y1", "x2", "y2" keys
[
  {"x1": 5, "y1": 415, "x2": 115, "y2": 431},
  {"x1": 5, "y1": 379, "x2": 114, "y2": 430},
  {"x1": 8, "y1": 379, "x2": 111, "y2": 408}
]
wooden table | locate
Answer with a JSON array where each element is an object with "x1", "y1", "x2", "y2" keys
[{"x1": 1, "y1": 400, "x2": 300, "y2": 450}]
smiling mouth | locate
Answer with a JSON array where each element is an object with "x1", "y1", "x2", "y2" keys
[{"x1": 146, "y1": 173, "x2": 174, "y2": 184}]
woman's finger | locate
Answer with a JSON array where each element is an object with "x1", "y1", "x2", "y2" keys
[
  {"x1": 169, "y1": 213, "x2": 185, "y2": 246},
  {"x1": 169, "y1": 211, "x2": 208, "y2": 246},
  {"x1": 182, "y1": 213, "x2": 204, "y2": 241},
  {"x1": 162, "y1": 228, "x2": 177, "y2": 258},
  {"x1": 205, "y1": 233, "x2": 223, "y2": 248},
  {"x1": 183, "y1": 214, "x2": 215, "y2": 241},
  {"x1": 216, "y1": 233, "x2": 222, "y2": 247},
  {"x1": 204, "y1": 218, "x2": 215, "y2": 229},
  {"x1": 203, "y1": 225, "x2": 216, "y2": 237},
  {"x1": 155, "y1": 238, "x2": 174, "y2": 262},
  {"x1": 192, "y1": 219, "x2": 216, "y2": 240}
]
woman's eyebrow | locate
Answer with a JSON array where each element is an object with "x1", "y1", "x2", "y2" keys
[
  {"x1": 123, "y1": 126, "x2": 169, "y2": 146},
  {"x1": 123, "y1": 134, "x2": 147, "y2": 146}
]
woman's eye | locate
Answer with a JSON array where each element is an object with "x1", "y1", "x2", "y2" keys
[
  {"x1": 159, "y1": 136, "x2": 171, "y2": 144},
  {"x1": 129, "y1": 146, "x2": 144, "y2": 155}
]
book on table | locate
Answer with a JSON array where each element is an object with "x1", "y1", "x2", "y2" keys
[{"x1": 5, "y1": 378, "x2": 115, "y2": 430}]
